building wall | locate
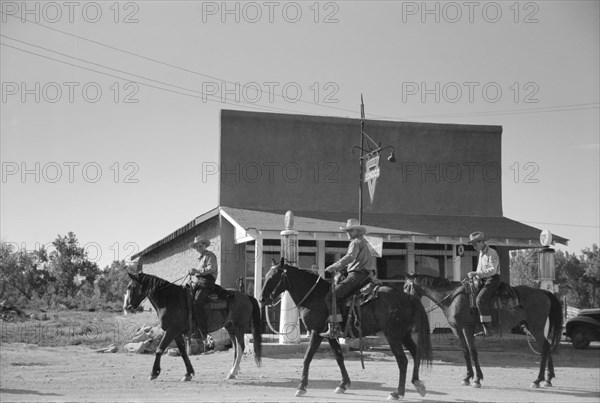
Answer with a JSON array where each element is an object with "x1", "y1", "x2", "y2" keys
[
  {"x1": 140, "y1": 217, "x2": 221, "y2": 284},
  {"x1": 219, "y1": 217, "x2": 246, "y2": 290},
  {"x1": 220, "y1": 110, "x2": 503, "y2": 217}
]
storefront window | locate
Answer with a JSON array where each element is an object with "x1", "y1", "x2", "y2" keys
[{"x1": 377, "y1": 255, "x2": 406, "y2": 281}]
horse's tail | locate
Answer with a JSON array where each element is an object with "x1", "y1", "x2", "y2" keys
[
  {"x1": 544, "y1": 290, "x2": 563, "y2": 351},
  {"x1": 249, "y1": 295, "x2": 262, "y2": 367},
  {"x1": 409, "y1": 294, "x2": 433, "y2": 367}
]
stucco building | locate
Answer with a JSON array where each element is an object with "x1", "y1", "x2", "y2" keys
[{"x1": 131, "y1": 110, "x2": 567, "y2": 330}]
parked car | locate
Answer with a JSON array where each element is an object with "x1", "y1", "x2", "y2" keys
[{"x1": 565, "y1": 308, "x2": 600, "y2": 349}]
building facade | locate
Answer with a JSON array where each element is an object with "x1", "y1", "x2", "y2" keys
[{"x1": 132, "y1": 110, "x2": 567, "y2": 331}]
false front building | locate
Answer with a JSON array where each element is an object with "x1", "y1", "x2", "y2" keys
[{"x1": 131, "y1": 109, "x2": 567, "y2": 331}]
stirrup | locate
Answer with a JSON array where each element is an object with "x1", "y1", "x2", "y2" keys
[
  {"x1": 475, "y1": 324, "x2": 496, "y2": 337},
  {"x1": 319, "y1": 324, "x2": 341, "y2": 339}
]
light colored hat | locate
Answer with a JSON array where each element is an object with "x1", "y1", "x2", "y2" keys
[
  {"x1": 340, "y1": 218, "x2": 367, "y2": 234},
  {"x1": 468, "y1": 231, "x2": 486, "y2": 244},
  {"x1": 189, "y1": 236, "x2": 210, "y2": 248}
]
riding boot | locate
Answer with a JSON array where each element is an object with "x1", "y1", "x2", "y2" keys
[
  {"x1": 474, "y1": 322, "x2": 497, "y2": 337},
  {"x1": 319, "y1": 322, "x2": 341, "y2": 339},
  {"x1": 193, "y1": 301, "x2": 208, "y2": 339},
  {"x1": 319, "y1": 296, "x2": 342, "y2": 339}
]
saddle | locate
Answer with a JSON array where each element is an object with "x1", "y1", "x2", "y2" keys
[
  {"x1": 467, "y1": 278, "x2": 521, "y2": 311},
  {"x1": 185, "y1": 286, "x2": 230, "y2": 336},
  {"x1": 335, "y1": 275, "x2": 382, "y2": 339}
]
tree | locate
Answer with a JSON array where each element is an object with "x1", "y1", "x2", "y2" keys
[
  {"x1": 46, "y1": 232, "x2": 100, "y2": 298},
  {"x1": 581, "y1": 244, "x2": 600, "y2": 307},
  {"x1": 509, "y1": 249, "x2": 539, "y2": 287},
  {"x1": 0, "y1": 242, "x2": 52, "y2": 302},
  {"x1": 95, "y1": 260, "x2": 131, "y2": 303}
]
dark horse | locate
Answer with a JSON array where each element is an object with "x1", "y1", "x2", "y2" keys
[
  {"x1": 404, "y1": 274, "x2": 563, "y2": 388},
  {"x1": 259, "y1": 259, "x2": 432, "y2": 400},
  {"x1": 124, "y1": 272, "x2": 262, "y2": 381}
]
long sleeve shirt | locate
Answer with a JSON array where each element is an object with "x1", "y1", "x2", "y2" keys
[
  {"x1": 328, "y1": 236, "x2": 372, "y2": 274},
  {"x1": 476, "y1": 246, "x2": 500, "y2": 278},
  {"x1": 190, "y1": 250, "x2": 218, "y2": 283}
]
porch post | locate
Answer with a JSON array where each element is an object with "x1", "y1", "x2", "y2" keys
[{"x1": 280, "y1": 211, "x2": 301, "y2": 344}]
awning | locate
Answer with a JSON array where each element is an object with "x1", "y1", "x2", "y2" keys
[{"x1": 220, "y1": 206, "x2": 568, "y2": 248}]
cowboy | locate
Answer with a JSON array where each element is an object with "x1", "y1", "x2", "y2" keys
[
  {"x1": 466, "y1": 231, "x2": 501, "y2": 337},
  {"x1": 319, "y1": 219, "x2": 373, "y2": 339},
  {"x1": 188, "y1": 236, "x2": 231, "y2": 338}
]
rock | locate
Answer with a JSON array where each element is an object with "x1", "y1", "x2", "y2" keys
[{"x1": 125, "y1": 341, "x2": 150, "y2": 354}]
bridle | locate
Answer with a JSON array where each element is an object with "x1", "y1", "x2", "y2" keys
[
  {"x1": 267, "y1": 264, "x2": 322, "y2": 309},
  {"x1": 406, "y1": 277, "x2": 468, "y2": 314}
]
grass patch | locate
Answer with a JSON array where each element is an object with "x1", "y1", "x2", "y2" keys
[{"x1": 1, "y1": 310, "x2": 160, "y2": 349}]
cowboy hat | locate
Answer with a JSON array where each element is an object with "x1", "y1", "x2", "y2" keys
[
  {"x1": 340, "y1": 218, "x2": 367, "y2": 234},
  {"x1": 189, "y1": 236, "x2": 211, "y2": 248},
  {"x1": 468, "y1": 231, "x2": 486, "y2": 244}
]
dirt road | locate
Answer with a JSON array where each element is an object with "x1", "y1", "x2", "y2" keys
[{"x1": 1, "y1": 341, "x2": 599, "y2": 402}]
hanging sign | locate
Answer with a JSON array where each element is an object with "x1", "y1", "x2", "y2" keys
[
  {"x1": 364, "y1": 235, "x2": 383, "y2": 257},
  {"x1": 364, "y1": 155, "x2": 380, "y2": 203}
]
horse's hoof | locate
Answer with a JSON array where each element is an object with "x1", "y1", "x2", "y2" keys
[
  {"x1": 542, "y1": 381, "x2": 552, "y2": 388},
  {"x1": 180, "y1": 374, "x2": 193, "y2": 382},
  {"x1": 387, "y1": 392, "x2": 401, "y2": 400},
  {"x1": 472, "y1": 382, "x2": 481, "y2": 388},
  {"x1": 530, "y1": 382, "x2": 540, "y2": 389},
  {"x1": 414, "y1": 380, "x2": 426, "y2": 397},
  {"x1": 148, "y1": 374, "x2": 158, "y2": 381},
  {"x1": 295, "y1": 389, "x2": 306, "y2": 397},
  {"x1": 226, "y1": 373, "x2": 236, "y2": 380},
  {"x1": 334, "y1": 386, "x2": 346, "y2": 394},
  {"x1": 461, "y1": 380, "x2": 470, "y2": 386}
]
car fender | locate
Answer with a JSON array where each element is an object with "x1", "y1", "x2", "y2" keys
[{"x1": 566, "y1": 316, "x2": 599, "y2": 335}]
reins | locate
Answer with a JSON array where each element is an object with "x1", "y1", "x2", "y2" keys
[{"x1": 421, "y1": 278, "x2": 468, "y2": 314}]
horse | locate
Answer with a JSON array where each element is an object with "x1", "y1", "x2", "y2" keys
[
  {"x1": 404, "y1": 274, "x2": 563, "y2": 388},
  {"x1": 124, "y1": 272, "x2": 262, "y2": 381},
  {"x1": 259, "y1": 259, "x2": 432, "y2": 400}
]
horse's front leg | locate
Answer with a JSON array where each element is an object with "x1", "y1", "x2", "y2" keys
[
  {"x1": 457, "y1": 328, "x2": 474, "y2": 386},
  {"x1": 464, "y1": 328, "x2": 483, "y2": 387},
  {"x1": 149, "y1": 330, "x2": 176, "y2": 380},
  {"x1": 327, "y1": 336, "x2": 351, "y2": 394},
  {"x1": 173, "y1": 334, "x2": 195, "y2": 381},
  {"x1": 295, "y1": 331, "x2": 322, "y2": 396}
]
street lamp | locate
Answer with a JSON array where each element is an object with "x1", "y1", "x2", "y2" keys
[{"x1": 352, "y1": 95, "x2": 395, "y2": 225}]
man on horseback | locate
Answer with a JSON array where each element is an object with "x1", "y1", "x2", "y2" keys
[
  {"x1": 467, "y1": 231, "x2": 501, "y2": 337},
  {"x1": 188, "y1": 236, "x2": 231, "y2": 339},
  {"x1": 319, "y1": 219, "x2": 374, "y2": 339}
]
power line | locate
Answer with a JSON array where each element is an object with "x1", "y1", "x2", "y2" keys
[
  {"x1": 0, "y1": 11, "x2": 376, "y2": 118},
  {"x1": 407, "y1": 103, "x2": 600, "y2": 119},
  {"x1": 2, "y1": 11, "x2": 599, "y2": 121},
  {"x1": 0, "y1": 40, "x2": 314, "y2": 116}
]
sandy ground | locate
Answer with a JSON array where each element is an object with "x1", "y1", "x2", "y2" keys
[{"x1": 1, "y1": 341, "x2": 599, "y2": 403}]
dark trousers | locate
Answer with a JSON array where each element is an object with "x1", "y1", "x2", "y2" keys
[
  {"x1": 324, "y1": 270, "x2": 370, "y2": 317},
  {"x1": 192, "y1": 275, "x2": 216, "y2": 335},
  {"x1": 476, "y1": 274, "x2": 500, "y2": 320}
]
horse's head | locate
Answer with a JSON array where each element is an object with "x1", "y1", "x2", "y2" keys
[
  {"x1": 259, "y1": 257, "x2": 291, "y2": 306},
  {"x1": 403, "y1": 273, "x2": 420, "y2": 296},
  {"x1": 123, "y1": 272, "x2": 146, "y2": 314}
]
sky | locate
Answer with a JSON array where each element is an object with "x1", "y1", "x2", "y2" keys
[{"x1": 1, "y1": 0, "x2": 598, "y2": 269}]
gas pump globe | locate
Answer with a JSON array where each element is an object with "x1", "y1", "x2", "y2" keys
[{"x1": 538, "y1": 230, "x2": 557, "y2": 293}]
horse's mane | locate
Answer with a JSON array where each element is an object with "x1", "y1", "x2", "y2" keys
[
  {"x1": 412, "y1": 274, "x2": 458, "y2": 289},
  {"x1": 283, "y1": 264, "x2": 321, "y2": 280},
  {"x1": 136, "y1": 272, "x2": 179, "y2": 292}
]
